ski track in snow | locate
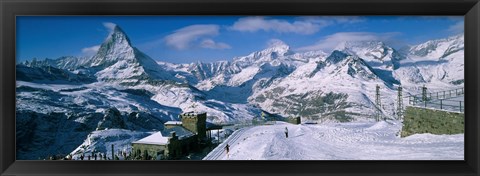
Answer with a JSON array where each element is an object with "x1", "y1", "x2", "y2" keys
[
  {"x1": 203, "y1": 127, "x2": 251, "y2": 160},
  {"x1": 204, "y1": 121, "x2": 464, "y2": 160}
]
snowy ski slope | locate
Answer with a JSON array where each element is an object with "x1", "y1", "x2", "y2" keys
[{"x1": 204, "y1": 121, "x2": 463, "y2": 160}]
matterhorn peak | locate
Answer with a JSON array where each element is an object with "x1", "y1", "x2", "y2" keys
[
  {"x1": 80, "y1": 24, "x2": 179, "y2": 83},
  {"x1": 105, "y1": 25, "x2": 132, "y2": 46},
  {"x1": 88, "y1": 25, "x2": 136, "y2": 68}
]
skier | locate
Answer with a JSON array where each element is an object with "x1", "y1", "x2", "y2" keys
[
  {"x1": 224, "y1": 144, "x2": 230, "y2": 154},
  {"x1": 285, "y1": 127, "x2": 289, "y2": 138},
  {"x1": 224, "y1": 143, "x2": 230, "y2": 158}
]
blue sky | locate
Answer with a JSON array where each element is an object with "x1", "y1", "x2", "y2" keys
[{"x1": 16, "y1": 16, "x2": 463, "y2": 64}]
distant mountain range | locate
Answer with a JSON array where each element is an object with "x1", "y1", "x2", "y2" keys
[{"x1": 16, "y1": 25, "x2": 464, "y2": 159}]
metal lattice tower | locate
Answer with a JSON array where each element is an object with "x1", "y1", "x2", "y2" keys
[
  {"x1": 375, "y1": 85, "x2": 382, "y2": 121},
  {"x1": 422, "y1": 85, "x2": 428, "y2": 107},
  {"x1": 397, "y1": 86, "x2": 403, "y2": 120}
]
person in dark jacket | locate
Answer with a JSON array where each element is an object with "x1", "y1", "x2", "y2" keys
[
  {"x1": 225, "y1": 144, "x2": 230, "y2": 154},
  {"x1": 285, "y1": 127, "x2": 289, "y2": 138}
]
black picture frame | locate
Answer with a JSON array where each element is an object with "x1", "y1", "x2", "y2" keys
[{"x1": 1, "y1": 0, "x2": 479, "y2": 176}]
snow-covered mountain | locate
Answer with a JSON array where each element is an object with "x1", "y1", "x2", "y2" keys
[
  {"x1": 394, "y1": 34, "x2": 464, "y2": 89},
  {"x1": 335, "y1": 41, "x2": 405, "y2": 70},
  {"x1": 248, "y1": 50, "x2": 396, "y2": 122},
  {"x1": 21, "y1": 26, "x2": 180, "y2": 85},
  {"x1": 86, "y1": 26, "x2": 181, "y2": 84},
  {"x1": 15, "y1": 25, "x2": 464, "y2": 160},
  {"x1": 15, "y1": 25, "x2": 261, "y2": 160},
  {"x1": 192, "y1": 42, "x2": 309, "y2": 90},
  {"x1": 409, "y1": 34, "x2": 464, "y2": 59},
  {"x1": 16, "y1": 64, "x2": 96, "y2": 84}
]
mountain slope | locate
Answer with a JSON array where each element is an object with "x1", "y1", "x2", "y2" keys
[
  {"x1": 409, "y1": 34, "x2": 464, "y2": 59},
  {"x1": 16, "y1": 64, "x2": 96, "y2": 84},
  {"x1": 85, "y1": 26, "x2": 179, "y2": 84},
  {"x1": 335, "y1": 41, "x2": 405, "y2": 70},
  {"x1": 394, "y1": 34, "x2": 464, "y2": 90},
  {"x1": 249, "y1": 50, "x2": 397, "y2": 122}
]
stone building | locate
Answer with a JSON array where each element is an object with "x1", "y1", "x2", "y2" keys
[
  {"x1": 180, "y1": 112, "x2": 207, "y2": 140},
  {"x1": 131, "y1": 112, "x2": 207, "y2": 160}
]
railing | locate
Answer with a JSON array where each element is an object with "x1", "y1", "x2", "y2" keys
[
  {"x1": 409, "y1": 87, "x2": 464, "y2": 103},
  {"x1": 408, "y1": 87, "x2": 464, "y2": 113},
  {"x1": 416, "y1": 99, "x2": 464, "y2": 112}
]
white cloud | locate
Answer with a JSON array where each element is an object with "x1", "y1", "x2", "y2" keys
[
  {"x1": 103, "y1": 22, "x2": 117, "y2": 33},
  {"x1": 230, "y1": 16, "x2": 366, "y2": 35},
  {"x1": 230, "y1": 17, "x2": 326, "y2": 35},
  {"x1": 331, "y1": 16, "x2": 366, "y2": 24},
  {"x1": 81, "y1": 45, "x2": 100, "y2": 56},
  {"x1": 200, "y1": 39, "x2": 231, "y2": 49},
  {"x1": 165, "y1": 25, "x2": 228, "y2": 50},
  {"x1": 298, "y1": 16, "x2": 365, "y2": 24},
  {"x1": 447, "y1": 21, "x2": 464, "y2": 34},
  {"x1": 266, "y1": 39, "x2": 287, "y2": 48},
  {"x1": 296, "y1": 32, "x2": 399, "y2": 52}
]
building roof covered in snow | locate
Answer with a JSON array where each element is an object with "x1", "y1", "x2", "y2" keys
[
  {"x1": 132, "y1": 132, "x2": 169, "y2": 145},
  {"x1": 164, "y1": 121, "x2": 182, "y2": 125},
  {"x1": 132, "y1": 126, "x2": 195, "y2": 145}
]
